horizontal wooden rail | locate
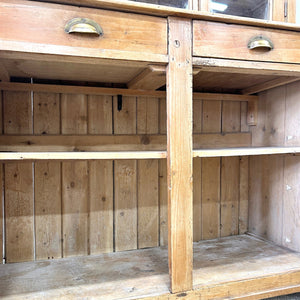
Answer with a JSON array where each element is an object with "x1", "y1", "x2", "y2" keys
[
  {"x1": 193, "y1": 147, "x2": 300, "y2": 158},
  {"x1": 0, "y1": 151, "x2": 167, "y2": 160},
  {"x1": 0, "y1": 82, "x2": 258, "y2": 101},
  {"x1": 0, "y1": 133, "x2": 251, "y2": 151}
]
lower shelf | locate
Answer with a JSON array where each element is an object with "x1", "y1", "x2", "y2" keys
[{"x1": 1, "y1": 235, "x2": 300, "y2": 299}]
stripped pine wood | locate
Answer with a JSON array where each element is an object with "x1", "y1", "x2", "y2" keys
[
  {"x1": 249, "y1": 155, "x2": 284, "y2": 245},
  {"x1": 283, "y1": 156, "x2": 300, "y2": 252},
  {"x1": 33, "y1": 92, "x2": 60, "y2": 135},
  {"x1": 193, "y1": 99, "x2": 202, "y2": 242},
  {"x1": 239, "y1": 156, "x2": 249, "y2": 234},
  {"x1": 0, "y1": 165, "x2": 2, "y2": 262},
  {"x1": 285, "y1": 81, "x2": 300, "y2": 146},
  {"x1": 220, "y1": 157, "x2": 239, "y2": 237},
  {"x1": 222, "y1": 101, "x2": 241, "y2": 133},
  {"x1": 3, "y1": 90, "x2": 34, "y2": 263},
  {"x1": 88, "y1": 94, "x2": 113, "y2": 254},
  {"x1": 159, "y1": 98, "x2": 167, "y2": 246},
  {"x1": 272, "y1": 0, "x2": 286, "y2": 22},
  {"x1": 251, "y1": 87, "x2": 286, "y2": 146},
  {"x1": 202, "y1": 101, "x2": 221, "y2": 133},
  {"x1": 114, "y1": 96, "x2": 137, "y2": 251},
  {"x1": 35, "y1": 162, "x2": 61, "y2": 260},
  {"x1": 34, "y1": 92, "x2": 61, "y2": 260},
  {"x1": 202, "y1": 157, "x2": 220, "y2": 240},
  {"x1": 137, "y1": 97, "x2": 159, "y2": 249},
  {"x1": 241, "y1": 102, "x2": 249, "y2": 132},
  {"x1": 61, "y1": 93, "x2": 88, "y2": 257},
  {"x1": 167, "y1": 17, "x2": 193, "y2": 293},
  {"x1": 3, "y1": 91, "x2": 32, "y2": 134}
]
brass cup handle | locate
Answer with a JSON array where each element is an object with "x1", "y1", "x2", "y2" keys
[
  {"x1": 247, "y1": 35, "x2": 274, "y2": 51},
  {"x1": 65, "y1": 18, "x2": 103, "y2": 36}
]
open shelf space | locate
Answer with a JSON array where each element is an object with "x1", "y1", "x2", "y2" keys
[{"x1": 1, "y1": 235, "x2": 300, "y2": 299}]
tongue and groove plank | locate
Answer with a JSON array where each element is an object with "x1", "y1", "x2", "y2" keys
[
  {"x1": 88, "y1": 95, "x2": 113, "y2": 254},
  {"x1": 114, "y1": 96, "x2": 138, "y2": 252},
  {"x1": 137, "y1": 97, "x2": 159, "y2": 249},
  {"x1": 34, "y1": 92, "x2": 61, "y2": 260},
  {"x1": 3, "y1": 91, "x2": 34, "y2": 263},
  {"x1": 221, "y1": 101, "x2": 241, "y2": 237},
  {"x1": 61, "y1": 93, "x2": 88, "y2": 257}
]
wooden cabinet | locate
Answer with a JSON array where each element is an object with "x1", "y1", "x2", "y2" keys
[{"x1": 0, "y1": 1, "x2": 300, "y2": 299}]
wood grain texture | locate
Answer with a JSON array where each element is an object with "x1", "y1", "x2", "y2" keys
[
  {"x1": 222, "y1": 101, "x2": 241, "y2": 133},
  {"x1": 239, "y1": 156, "x2": 249, "y2": 234},
  {"x1": 193, "y1": 21, "x2": 300, "y2": 64},
  {"x1": 0, "y1": 0, "x2": 167, "y2": 61},
  {"x1": 249, "y1": 155, "x2": 284, "y2": 245},
  {"x1": 282, "y1": 156, "x2": 300, "y2": 252},
  {"x1": 272, "y1": 0, "x2": 285, "y2": 22},
  {"x1": 167, "y1": 17, "x2": 193, "y2": 293},
  {"x1": 137, "y1": 97, "x2": 159, "y2": 249},
  {"x1": 0, "y1": 165, "x2": 2, "y2": 262},
  {"x1": 35, "y1": 162, "x2": 62, "y2": 260},
  {"x1": 5, "y1": 163, "x2": 34, "y2": 263},
  {"x1": 114, "y1": 96, "x2": 137, "y2": 251},
  {"x1": 202, "y1": 101, "x2": 221, "y2": 133},
  {"x1": 88, "y1": 94, "x2": 114, "y2": 254},
  {"x1": 220, "y1": 157, "x2": 239, "y2": 237},
  {"x1": 241, "y1": 102, "x2": 249, "y2": 132}
]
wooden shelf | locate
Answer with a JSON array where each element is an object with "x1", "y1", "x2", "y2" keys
[
  {"x1": 1, "y1": 235, "x2": 300, "y2": 299},
  {"x1": 193, "y1": 147, "x2": 300, "y2": 158},
  {"x1": 0, "y1": 151, "x2": 167, "y2": 160}
]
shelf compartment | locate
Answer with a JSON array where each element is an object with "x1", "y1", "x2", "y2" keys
[
  {"x1": 193, "y1": 147, "x2": 300, "y2": 158},
  {"x1": 1, "y1": 235, "x2": 300, "y2": 299}
]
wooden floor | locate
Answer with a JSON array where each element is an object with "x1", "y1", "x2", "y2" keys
[{"x1": 1, "y1": 235, "x2": 300, "y2": 299}]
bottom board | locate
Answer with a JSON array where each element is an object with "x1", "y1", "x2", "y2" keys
[{"x1": 1, "y1": 235, "x2": 300, "y2": 299}]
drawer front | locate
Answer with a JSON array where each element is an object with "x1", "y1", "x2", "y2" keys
[
  {"x1": 193, "y1": 21, "x2": 300, "y2": 64},
  {"x1": 0, "y1": 0, "x2": 167, "y2": 62}
]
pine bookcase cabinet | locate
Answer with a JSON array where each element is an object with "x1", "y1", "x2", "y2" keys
[{"x1": 0, "y1": 0, "x2": 300, "y2": 299}]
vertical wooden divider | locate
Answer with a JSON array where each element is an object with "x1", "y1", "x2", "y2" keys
[
  {"x1": 61, "y1": 94, "x2": 88, "y2": 257},
  {"x1": 34, "y1": 92, "x2": 62, "y2": 260},
  {"x1": 137, "y1": 97, "x2": 159, "y2": 249},
  {"x1": 114, "y1": 96, "x2": 137, "y2": 251},
  {"x1": 3, "y1": 91, "x2": 34, "y2": 262},
  {"x1": 88, "y1": 95, "x2": 113, "y2": 254},
  {"x1": 167, "y1": 17, "x2": 193, "y2": 293}
]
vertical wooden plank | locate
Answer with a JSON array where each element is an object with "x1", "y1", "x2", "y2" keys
[
  {"x1": 193, "y1": 99, "x2": 202, "y2": 242},
  {"x1": 62, "y1": 162, "x2": 88, "y2": 257},
  {"x1": 202, "y1": 157, "x2": 220, "y2": 240},
  {"x1": 272, "y1": 0, "x2": 285, "y2": 22},
  {"x1": 137, "y1": 97, "x2": 159, "y2": 249},
  {"x1": 249, "y1": 155, "x2": 284, "y2": 245},
  {"x1": 222, "y1": 101, "x2": 241, "y2": 133},
  {"x1": 3, "y1": 91, "x2": 34, "y2": 263},
  {"x1": 3, "y1": 91, "x2": 32, "y2": 134},
  {"x1": 287, "y1": 0, "x2": 296, "y2": 23},
  {"x1": 5, "y1": 163, "x2": 34, "y2": 263},
  {"x1": 239, "y1": 156, "x2": 249, "y2": 234},
  {"x1": 202, "y1": 101, "x2": 221, "y2": 133},
  {"x1": 285, "y1": 82, "x2": 300, "y2": 146},
  {"x1": 0, "y1": 91, "x2": 2, "y2": 134},
  {"x1": 35, "y1": 162, "x2": 61, "y2": 260},
  {"x1": 241, "y1": 102, "x2": 249, "y2": 132},
  {"x1": 220, "y1": 157, "x2": 239, "y2": 237},
  {"x1": 282, "y1": 156, "x2": 300, "y2": 252},
  {"x1": 167, "y1": 17, "x2": 193, "y2": 293},
  {"x1": 159, "y1": 160, "x2": 168, "y2": 246},
  {"x1": 251, "y1": 87, "x2": 286, "y2": 147},
  {"x1": 34, "y1": 92, "x2": 61, "y2": 260},
  {"x1": 34, "y1": 92, "x2": 60, "y2": 135},
  {"x1": 88, "y1": 95, "x2": 113, "y2": 254},
  {"x1": 159, "y1": 98, "x2": 168, "y2": 246},
  {"x1": 114, "y1": 96, "x2": 137, "y2": 252},
  {"x1": 61, "y1": 93, "x2": 88, "y2": 257},
  {"x1": 61, "y1": 94, "x2": 87, "y2": 135}
]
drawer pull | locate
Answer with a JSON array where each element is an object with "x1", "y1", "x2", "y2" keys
[
  {"x1": 65, "y1": 18, "x2": 103, "y2": 36},
  {"x1": 248, "y1": 35, "x2": 273, "y2": 51}
]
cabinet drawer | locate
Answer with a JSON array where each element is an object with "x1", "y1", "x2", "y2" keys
[
  {"x1": 0, "y1": 0, "x2": 167, "y2": 62},
  {"x1": 193, "y1": 21, "x2": 300, "y2": 64}
]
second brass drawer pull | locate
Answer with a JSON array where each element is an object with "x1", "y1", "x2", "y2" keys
[
  {"x1": 65, "y1": 18, "x2": 103, "y2": 36},
  {"x1": 248, "y1": 35, "x2": 273, "y2": 51}
]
